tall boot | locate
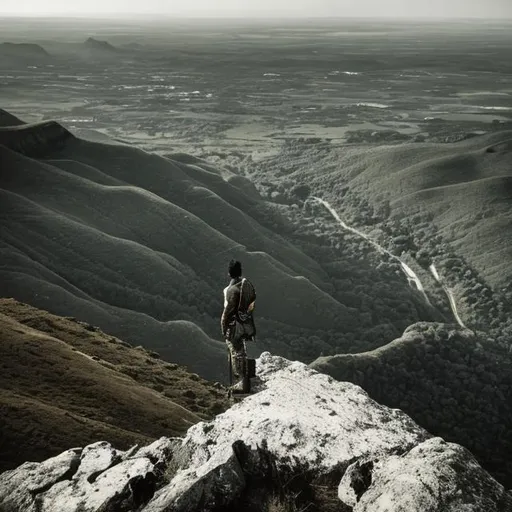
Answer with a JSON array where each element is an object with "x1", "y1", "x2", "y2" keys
[{"x1": 231, "y1": 354, "x2": 247, "y2": 393}]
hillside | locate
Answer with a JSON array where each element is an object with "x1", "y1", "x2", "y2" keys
[
  {"x1": 0, "y1": 121, "x2": 73, "y2": 156},
  {"x1": 310, "y1": 322, "x2": 512, "y2": 487},
  {"x1": 0, "y1": 299, "x2": 230, "y2": 473},
  {"x1": 0, "y1": 42, "x2": 49, "y2": 59},
  {"x1": 83, "y1": 37, "x2": 118, "y2": 53},
  {"x1": 246, "y1": 132, "x2": 512, "y2": 337},
  {"x1": 1, "y1": 353, "x2": 511, "y2": 512},
  {"x1": 0, "y1": 109, "x2": 25, "y2": 128},
  {"x1": 0, "y1": 111, "x2": 439, "y2": 378}
]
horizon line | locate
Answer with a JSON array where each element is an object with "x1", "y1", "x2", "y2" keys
[{"x1": 1, "y1": 13, "x2": 512, "y2": 21}]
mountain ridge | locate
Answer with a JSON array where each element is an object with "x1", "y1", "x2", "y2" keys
[
  {"x1": 0, "y1": 42, "x2": 49, "y2": 58},
  {"x1": 83, "y1": 37, "x2": 119, "y2": 53},
  {"x1": 0, "y1": 121, "x2": 73, "y2": 157},
  {"x1": 0, "y1": 109, "x2": 25, "y2": 127}
]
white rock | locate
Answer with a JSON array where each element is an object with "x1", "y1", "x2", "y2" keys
[
  {"x1": 143, "y1": 352, "x2": 430, "y2": 510},
  {"x1": 339, "y1": 437, "x2": 511, "y2": 512},
  {"x1": 135, "y1": 437, "x2": 179, "y2": 461},
  {"x1": 0, "y1": 448, "x2": 81, "y2": 512},
  {"x1": 73, "y1": 441, "x2": 122, "y2": 481},
  {"x1": 41, "y1": 456, "x2": 154, "y2": 512},
  {"x1": 0, "y1": 438, "x2": 172, "y2": 512},
  {"x1": 183, "y1": 353, "x2": 428, "y2": 471},
  {"x1": 144, "y1": 449, "x2": 245, "y2": 512},
  {"x1": 1, "y1": 354, "x2": 510, "y2": 512}
]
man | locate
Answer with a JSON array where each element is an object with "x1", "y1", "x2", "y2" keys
[{"x1": 221, "y1": 259, "x2": 256, "y2": 393}]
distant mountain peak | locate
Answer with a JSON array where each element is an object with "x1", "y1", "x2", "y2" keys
[
  {"x1": 0, "y1": 42, "x2": 49, "y2": 57},
  {"x1": 83, "y1": 37, "x2": 118, "y2": 52}
]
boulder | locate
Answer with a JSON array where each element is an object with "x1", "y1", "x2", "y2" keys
[
  {"x1": 339, "y1": 437, "x2": 512, "y2": 511},
  {"x1": 0, "y1": 438, "x2": 175, "y2": 512}
]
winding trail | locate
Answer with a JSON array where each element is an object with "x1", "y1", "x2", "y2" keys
[
  {"x1": 429, "y1": 265, "x2": 466, "y2": 328},
  {"x1": 308, "y1": 196, "x2": 465, "y2": 328}
]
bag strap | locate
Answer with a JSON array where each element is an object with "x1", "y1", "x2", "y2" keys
[{"x1": 237, "y1": 278, "x2": 246, "y2": 313}]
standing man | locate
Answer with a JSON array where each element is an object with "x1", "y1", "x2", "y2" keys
[{"x1": 221, "y1": 259, "x2": 256, "y2": 393}]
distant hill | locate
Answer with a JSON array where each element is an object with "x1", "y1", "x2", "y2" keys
[
  {"x1": 0, "y1": 120, "x2": 73, "y2": 156},
  {"x1": 310, "y1": 322, "x2": 512, "y2": 487},
  {"x1": 0, "y1": 298, "x2": 230, "y2": 473},
  {"x1": 253, "y1": 133, "x2": 512, "y2": 289},
  {"x1": 0, "y1": 109, "x2": 25, "y2": 128},
  {"x1": 0, "y1": 113, "x2": 441, "y2": 380},
  {"x1": 83, "y1": 37, "x2": 119, "y2": 53},
  {"x1": 0, "y1": 42, "x2": 49, "y2": 59}
]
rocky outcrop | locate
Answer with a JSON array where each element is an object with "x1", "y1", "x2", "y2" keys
[
  {"x1": 0, "y1": 353, "x2": 510, "y2": 512},
  {"x1": 0, "y1": 439, "x2": 174, "y2": 512},
  {"x1": 339, "y1": 438, "x2": 512, "y2": 511}
]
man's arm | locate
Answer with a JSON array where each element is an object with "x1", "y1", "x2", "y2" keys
[{"x1": 221, "y1": 287, "x2": 239, "y2": 338}]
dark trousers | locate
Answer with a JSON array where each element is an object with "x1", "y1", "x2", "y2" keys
[{"x1": 226, "y1": 323, "x2": 249, "y2": 391}]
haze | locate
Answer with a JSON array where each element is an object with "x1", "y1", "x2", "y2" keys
[{"x1": 2, "y1": 0, "x2": 512, "y2": 18}]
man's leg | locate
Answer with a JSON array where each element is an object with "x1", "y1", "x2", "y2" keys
[
  {"x1": 241, "y1": 338, "x2": 250, "y2": 393},
  {"x1": 226, "y1": 335, "x2": 247, "y2": 391}
]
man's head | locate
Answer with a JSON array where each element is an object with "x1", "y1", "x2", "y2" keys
[{"x1": 228, "y1": 259, "x2": 242, "y2": 279}]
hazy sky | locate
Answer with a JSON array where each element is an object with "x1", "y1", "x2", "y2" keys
[{"x1": 1, "y1": 0, "x2": 511, "y2": 18}]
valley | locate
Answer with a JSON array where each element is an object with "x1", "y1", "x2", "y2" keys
[{"x1": 0, "y1": 16, "x2": 511, "y2": 491}]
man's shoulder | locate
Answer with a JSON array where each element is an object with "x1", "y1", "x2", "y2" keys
[{"x1": 225, "y1": 281, "x2": 241, "y2": 296}]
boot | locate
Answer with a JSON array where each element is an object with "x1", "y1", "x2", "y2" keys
[{"x1": 231, "y1": 354, "x2": 249, "y2": 394}]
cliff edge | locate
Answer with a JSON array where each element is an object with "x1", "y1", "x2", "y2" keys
[{"x1": 1, "y1": 353, "x2": 510, "y2": 511}]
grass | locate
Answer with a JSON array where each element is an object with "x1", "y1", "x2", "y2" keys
[{"x1": 0, "y1": 298, "x2": 231, "y2": 473}]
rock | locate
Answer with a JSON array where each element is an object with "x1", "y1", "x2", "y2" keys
[
  {"x1": 73, "y1": 441, "x2": 122, "y2": 482},
  {"x1": 339, "y1": 437, "x2": 511, "y2": 511},
  {"x1": 0, "y1": 448, "x2": 81, "y2": 512},
  {"x1": 172, "y1": 352, "x2": 429, "y2": 475},
  {"x1": 144, "y1": 449, "x2": 245, "y2": 512},
  {"x1": 0, "y1": 439, "x2": 174, "y2": 512},
  {"x1": 140, "y1": 352, "x2": 430, "y2": 510},
  {"x1": 1, "y1": 354, "x2": 510, "y2": 512}
]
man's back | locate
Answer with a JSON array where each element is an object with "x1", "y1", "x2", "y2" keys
[{"x1": 222, "y1": 277, "x2": 256, "y2": 336}]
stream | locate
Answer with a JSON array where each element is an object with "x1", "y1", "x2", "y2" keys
[{"x1": 309, "y1": 196, "x2": 466, "y2": 328}]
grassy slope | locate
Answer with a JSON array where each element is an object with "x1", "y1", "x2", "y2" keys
[
  {"x1": 307, "y1": 132, "x2": 512, "y2": 288},
  {"x1": 310, "y1": 322, "x2": 512, "y2": 487},
  {"x1": 394, "y1": 175, "x2": 512, "y2": 286},
  {"x1": 0, "y1": 109, "x2": 25, "y2": 127},
  {"x1": 0, "y1": 298, "x2": 231, "y2": 473}
]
